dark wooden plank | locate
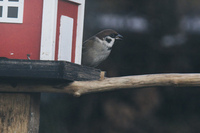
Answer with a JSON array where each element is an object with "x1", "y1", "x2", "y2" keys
[
  {"x1": 0, "y1": 59, "x2": 101, "y2": 81},
  {"x1": 28, "y1": 93, "x2": 40, "y2": 133}
]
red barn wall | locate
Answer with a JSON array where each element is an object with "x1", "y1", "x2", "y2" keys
[
  {"x1": 0, "y1": 0, "x2": 43, "y2": 60},
  {"x1": 55, "y1": 0, "x2": 78, "y2": 62}
]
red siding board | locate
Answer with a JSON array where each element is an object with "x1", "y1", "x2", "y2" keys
[
  {"x1": 55, "y1": 0, "x2": 78, "y2": 63},
  {"x1": 0, "y1": 0, "x2": 43, "y2": 60}
]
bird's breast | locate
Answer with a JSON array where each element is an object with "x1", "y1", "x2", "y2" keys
[{"x1": 81, "y1": 37, "x2": 112, "y2": 67}]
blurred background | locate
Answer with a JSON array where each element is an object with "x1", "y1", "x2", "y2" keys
[{"x1": 40, "y1": 0, "x2": 200, "y2": 132}]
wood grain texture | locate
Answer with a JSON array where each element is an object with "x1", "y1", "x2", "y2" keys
[
  {"x1": 0, "y1": 59, "x2": 102, "y2": 81},
  {"x1": 0, "y1": 93, "x2": 40, "y2": 133},
  {"x1": 0, "y1": 73, "x2": 200, "y2": 96},
  {"x1": 28, "y1": 93, "x2": 40, "y2": 133}
]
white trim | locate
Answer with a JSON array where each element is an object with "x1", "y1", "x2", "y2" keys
[
  {"x1": 68, "y1": 0, "x2": 84, "y2": 5},
  {"x1": 0, "y1": 0, "x2": 24, "y2": 23},
  {"x1": 40, "y1": 0, "x2": 58, "y2": 60},
  {"x1": 58, "y1": 15, "x2": 74, "y2": 62},
  {"x1": 74, "y1": 0, "x2": 85, "y2": 64}
]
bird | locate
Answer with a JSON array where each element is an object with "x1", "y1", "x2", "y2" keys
[{"x1": 81, "y1": 29, "x2": 123, "y2": 67}]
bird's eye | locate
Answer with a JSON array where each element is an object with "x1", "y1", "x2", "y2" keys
[
  {"x1": 110, "y1": 34, "x2": 116, "y2": 38},
  {"x1": 106, "y1": 38, "x2": 112, "y2": 43}
]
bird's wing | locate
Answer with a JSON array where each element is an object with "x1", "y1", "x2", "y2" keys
[{"x1": 82, "y1": 36, "x2": 96, "y2": 53}]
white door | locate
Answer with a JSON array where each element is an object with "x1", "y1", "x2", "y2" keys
[{"x1": 58, "y1": 15, "x2": 74, "y2": 62}]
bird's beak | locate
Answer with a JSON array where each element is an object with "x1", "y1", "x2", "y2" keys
[{"x1": 115, "y1": 34, "x2": 123, "y2": 40}]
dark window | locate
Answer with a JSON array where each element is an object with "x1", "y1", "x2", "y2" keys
[
  {"x1": 7, "y1": 7, "x2": 18, "y2": 18},
  {"x1": 0, "y1": 6, "x2": 2, "y2": 17},
  {"x1": 8, "y1": 0, "x2": 19, "y2": 2}
]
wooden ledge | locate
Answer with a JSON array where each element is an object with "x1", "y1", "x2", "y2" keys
[{"x1": 0, "y1": 59, "x2": 104, "y2": 81}]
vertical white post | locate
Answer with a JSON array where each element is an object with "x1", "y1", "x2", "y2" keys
[
  {"x1": 74, "y1": 0, "x2": 85, "y2": 64},
  {"x1": 40, "y1": 0, "x2": 58, "y2": 60}
]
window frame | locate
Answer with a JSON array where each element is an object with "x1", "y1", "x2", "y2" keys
[{"x1": 0, "y1": 0, "x2": 24, "y2": 23}]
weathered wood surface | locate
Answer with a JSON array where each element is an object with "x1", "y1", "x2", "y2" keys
[
  {"x1": 0, "y1": 74, "x2": 200, "y2": 96},
  {"x1": 0, "y1": 93, "x2": 40, "y2": 133},
  {"x1": 28, "y1": 93, "x2": 40, "y2": 133},
  {"x1": 0, "y1": 59, "x2": 102, "y2": 81}
]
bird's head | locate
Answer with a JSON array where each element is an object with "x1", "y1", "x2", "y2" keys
[{"x1": 96, "y1": 29, "x2": 123, "y2": 49}]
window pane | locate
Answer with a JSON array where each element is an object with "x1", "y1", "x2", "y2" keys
[
  {"x1": 8, "y1": 0, "x2": 19, "y2": 1},
  {"x1": 7, "y1": 7, "x2": 18, "y2": 18},
  {"x1": 0, "y1": 6, "x2": 2, "y2": 17}
]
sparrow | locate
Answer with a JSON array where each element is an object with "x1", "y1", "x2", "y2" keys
[{"x1": 81, "y1": 29, "x2": 123, "y2": 67}]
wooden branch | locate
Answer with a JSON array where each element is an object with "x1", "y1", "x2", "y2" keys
[
  {"x1": 1, "y1": 73, "x2": 200, "y2": 96},
  {"x1": 67, "y1": 73, "x2": 200, "y2": 96}
]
